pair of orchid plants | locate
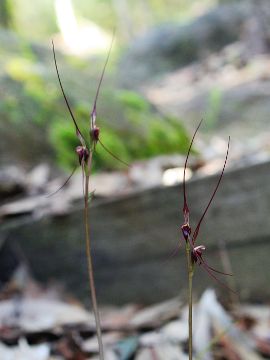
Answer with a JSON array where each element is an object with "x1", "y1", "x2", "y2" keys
[{"x1": 51, "y1": 38, "x2": 232, "y2": 360}]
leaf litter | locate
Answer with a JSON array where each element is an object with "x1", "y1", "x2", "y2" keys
[{"x1": 0, "y1": 277, "x2": 269, "y2": 360}]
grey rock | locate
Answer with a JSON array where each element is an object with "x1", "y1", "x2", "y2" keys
[
  {"x1": 27, "y1": 164, "x2": 50, "y2": 195},
  {"x1": 0, "y1": 166, "x2": 26, "y2": 200},
  {"x1": 144, "y1": 55, "x2": 270, "y2": 151},
  {"x1": 119, "y1": 3, "x2": 249, "y2": 88},
  {"x1": 2, "y1": 159, "x2": 270, "y2": 304}
]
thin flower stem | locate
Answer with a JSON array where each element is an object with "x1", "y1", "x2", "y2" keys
[
  {"x1": 84, "y1": 153, "x2": 104, "y2": 360},
  {"x1": 186, "y1": 240, "x2": 194, "y2": 360}
]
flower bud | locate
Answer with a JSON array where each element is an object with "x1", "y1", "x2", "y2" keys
[
  {"x1": 181, "y1": 223, "x2": 191, "y2": 241},
  {"x1": 91, "y1": 126, "x2": 100, "y2": 142},
  {"x1": 76, "y1": 146, "x2": 89, "y2": 165}
]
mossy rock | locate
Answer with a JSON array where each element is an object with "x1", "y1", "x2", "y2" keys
[
  {"x1": 0, "y1": 29, "x2": 191, "y2": 171},
  {"x1": 118, "y1": 3, "x2": 249, "y2": 88}
]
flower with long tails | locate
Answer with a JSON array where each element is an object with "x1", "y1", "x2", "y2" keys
[
  {"x1": 51, "y1": 37, "x2": 128, "y2": 360},
  {"x1": 180, "y1": 120, "x2": 232, "y2": 360},
  {"x1": 48, "y1": 37, "x2": 129, "y2": 198},
  {"x1": 181, "y1": 120, "x2": 232, "y2": 286},
  {"x1": 52, "y1": 36, "x2": 128, "y2": 170}
]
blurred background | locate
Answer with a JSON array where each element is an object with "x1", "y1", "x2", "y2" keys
[
  {"x1": 1, "y1": 0, "x2": 270, "y2": 358},
  {"x1": 1, "y1": 0, "x2": 270, "y2": 172}
]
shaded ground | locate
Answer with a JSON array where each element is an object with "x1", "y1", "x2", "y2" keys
[{"x1": 0, "y1": 271, "x2": 269, "y2": 360}]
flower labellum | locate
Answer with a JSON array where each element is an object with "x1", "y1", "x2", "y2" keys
[
  {"x1": 191, "y1": 245, "x2": 206, "y2": 264},
  {"x1": 181, "y1": 223, "x2": 191, "y2": 241}
]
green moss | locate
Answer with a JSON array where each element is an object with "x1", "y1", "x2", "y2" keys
[
  {"x1": 117, "y1": 90, "x2": 150, "y2": 112},
  {"x1": 50, "y1": 119, "x2": 80, "y2": 169}
]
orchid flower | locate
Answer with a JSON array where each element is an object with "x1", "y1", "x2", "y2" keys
[
  {"x1": 51, "y1": 36, "x2": 129, "y2": 360},
  {"x1": 181, "y1": 120, "x2": 233, "y2": 289},
  {"x1": 180, "y1": 122, "x2": 232, "y2": 360},
  {"x1": 50, "y1": 37, "x2": 128, "y2": 197}
]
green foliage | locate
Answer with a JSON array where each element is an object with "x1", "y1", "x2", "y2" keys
[
  {"x1": 49, "y1": 109, "x2": 130, "y2": 171},
  {"x1": 148, "y1": 116, "x2": 190, "y2": 155},
  {"x1": 49, "y1": 88, "x2": 190, "y2": 171},
  {"x1": 113, "y1": 90, "x2": 190, "y2": 160},
  {"x1": 5, "y1": 55, "x2": 58, "y2": 124},
  {"x1": 0, "y1": 0, "x2": 13, "y2": 28},
  {"x1": 50, "y1": 119, "x2": 79, "y2": 169},
  {"x1": 117, "y1": 90, "x2": 149, "y2": 112}
]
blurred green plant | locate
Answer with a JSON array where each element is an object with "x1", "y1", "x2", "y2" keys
[
  {"x1": 50, "y1": 89, "x2": 190, "y2": 171},
  {"x1": 204, "y1": 88, "x2": 223, "y2": 129},
  {"x1": 0, "y1": 0, "x2": 13, "y2": 28},
  {"x1": 0, "y1": 32, "x2": 191, "y2": 169},
  {"x1": 5, "y1": 56, "x2": 58, "y2": 124}
]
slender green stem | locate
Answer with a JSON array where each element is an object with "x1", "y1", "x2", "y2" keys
[
  {"x1": 84, "y1": 153, "x2": 104, "y2": 360},
  {"x1": 186, "y1": 241, "x2": 194, "y2": 360}
]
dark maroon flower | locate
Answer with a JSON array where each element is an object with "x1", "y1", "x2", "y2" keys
[
  {"x1": 76, "y1": 146, "x2": 89, "y2": 165},
  {"x1": 91, "y1": 126, "x2": 100, "y2": 144},
  {"x1": 181, "y1": 223, "x2": 191, "y2": 241},
  {"x1": 191, "y1": 245, "x2": 206, "y2": 264}
]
